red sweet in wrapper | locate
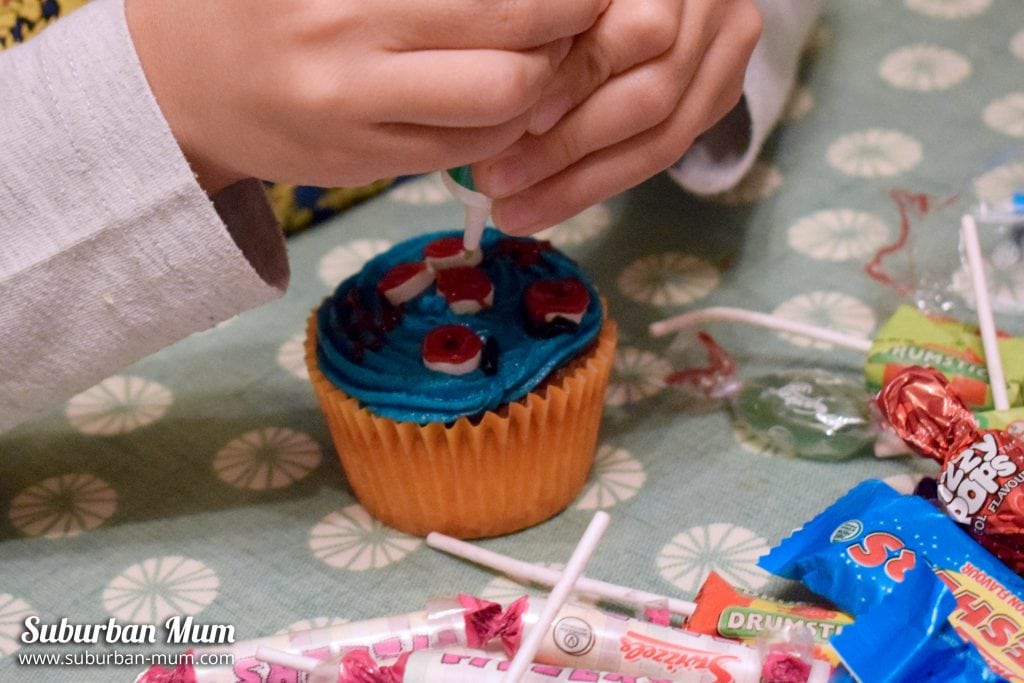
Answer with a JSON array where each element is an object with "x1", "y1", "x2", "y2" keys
[
  {"x1": 877, "y1": 365, "x2": 1024, "y2": 574},
  {"x1": 136, "y1": 650, "x2": 197, "y2": 682}
]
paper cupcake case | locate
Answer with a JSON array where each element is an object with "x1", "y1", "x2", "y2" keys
[{"x1": 305, "y1": 310, "x2": 617, "y2": 539}]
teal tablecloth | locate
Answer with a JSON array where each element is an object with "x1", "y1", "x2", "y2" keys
[{"x1": 4, "y1": 1, "x2": 1024, "y2": 680}]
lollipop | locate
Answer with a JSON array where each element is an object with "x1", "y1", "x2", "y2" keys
[{"x1": 876, "y1": 365, "x2": 1024, "y2": 574}]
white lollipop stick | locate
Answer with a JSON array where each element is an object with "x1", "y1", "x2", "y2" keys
[
  {"x1": 649, "y1": 306, "x2": 872, "y2": 353},
  {"x1": 503, "y1": 511, "x2": 611, "y2": 683},
  {"x1": 440, "y1": 170, "x2": 492, "y2": 252},
  {"x1": 961, "y1": 213, "x2": 1010, "y2": 411},
  {"x1": 254, "y1": 646, "x2": 319, "y2": 673},
  {"x1": 426, "y1": 531, "x2": 695, "y2": 617}
]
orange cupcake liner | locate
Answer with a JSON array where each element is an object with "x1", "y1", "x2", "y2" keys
[{"x1": 305, "y1": 307, "x2": 617, "y2": 539}]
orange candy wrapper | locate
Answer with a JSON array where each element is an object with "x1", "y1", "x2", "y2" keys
[{"x1": 687, "y1": 572, "x2": 852, "y2": 666}]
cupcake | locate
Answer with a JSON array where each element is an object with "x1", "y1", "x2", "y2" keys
[{"x1": 305, "y1": 228, "x2": 617, "y2": 538}]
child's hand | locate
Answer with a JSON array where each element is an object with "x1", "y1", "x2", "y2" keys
[
  {"x1": 472, "y1": 0, "x2": 763, "y2": 234},
  {"x1": 125, "y1": 0, "x2": 609, "y2": 194}
]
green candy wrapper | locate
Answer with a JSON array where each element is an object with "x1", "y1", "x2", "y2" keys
[{"x1": 866, "y1": 305, "x2": 1024, "y2": 411}]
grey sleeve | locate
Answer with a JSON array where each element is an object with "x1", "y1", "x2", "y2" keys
[
  {"x1": 0, "y1": 0, "x2": 289, "y2": 431},
  {"x1": 668, "y1": 0, "x2": 825, "y2": 194}
]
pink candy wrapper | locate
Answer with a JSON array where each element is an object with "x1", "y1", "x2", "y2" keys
[{"x1": 137, "y1": 595, "x2": 829, "y2": 683}]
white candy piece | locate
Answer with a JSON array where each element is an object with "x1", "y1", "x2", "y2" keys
[
  {"x1": 380, "y1": 265, "x2": 435, "y2": 306},
  {"x1": 448, "y1": 288, "x2": 493, "y2": 315},
  {"x1": 424, "y1": 351, "x2": 482, "y2": 376},
  {"x1": 426, "y1": 248, "x2": 483, "y2": 271},
  {"x1": 544, "y1": 310, "x2": 585, "y2": 324}
]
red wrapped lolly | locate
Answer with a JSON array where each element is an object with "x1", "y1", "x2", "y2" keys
[{"x1": 877, "y1": 366, "x2": 1024, "y2": 574}]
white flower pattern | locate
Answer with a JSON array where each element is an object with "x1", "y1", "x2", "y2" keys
[
  {"x1": 772, "y1": 292, "x2": 875, "y2": 349},
  {"x1": 213, "y1": 428, "x2": 322, "y2": 490},
  {"x1": 1013, "y1": 30, "x2": 1024, "y2": 61},
  {"x1": 657, "y1": 523, "x2": 771, "y2": 594},
  {"x1": 879, "y1": 44, "x2": 971, "y2": 91},
  {"x1": 534, "y1": 204, "x2": 612, "y2": 247},
  {"x1": 0, "y1": 595, "x2": 33, "y2": 657},
  {"x1": 788, "y1": 209, "x2": 891, "y2": 261},
  {"x1": 310, "y1": 505, "x2": 420, "y2": 571},
  {"x1": 575, "y1": 445, "x2": 646, "y2": 510},
  {"x1": 102, "y1": 557, "x2": 219, "y2": 623},
  {"x1": 617, "y1": 253, "x2": 719, "y2": 306},
  {"x1": 66, "y1": 376, "x2": 173, "y2": 435},
  {"x1": 319, "y1": 240, "x2": 393, "y2": 288},
  {"x1": 973, "y1": 161, "x2": 1024, "y2": 203},
  {"x1": 782, "y1": 86, "x2": 814, "y2": 121},
  {"x1": 277, "y1": 333, "x2": 310, "y2": 381},
  {"x1": 827, "y1": 129, "x2": 922, "y2": 178},
  {"x1": 710, "y1": 162, "x2": 782, "y2": 205},
  {"x1": 905, "y1": 0, "x2": 991, "y2": 19},
  {"x1": 605, "y1": 347, "x2": 672, "y2": 406},
  {"x1": 9, "y1": 473, "x2": 117, "y2": 538},
  {"x1": 733, "y1": 423, "x2": 796, "y2": 459},
  {"x1": 983, "y1": 92, "x2": 1024, "y2": 138}
]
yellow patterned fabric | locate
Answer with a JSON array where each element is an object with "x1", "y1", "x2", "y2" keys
[
  {"x1": 1, "y1": 0, "x2": 88, "y2": 48},
  {"x1": 2, "y1": 0, "x2": 391, "y2": 235}
]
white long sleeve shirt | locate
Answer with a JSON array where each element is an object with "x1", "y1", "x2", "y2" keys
[{"x1": 0, "y1": 0, "x2": 822, "y2": 432}]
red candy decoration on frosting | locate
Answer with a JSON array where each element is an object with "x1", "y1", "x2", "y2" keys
[
  {"x1": 435, "y1": 267, "x2": 494, "y2": 314},
  {"x1": 422, "y1": 324, "x2": 483, "y2": 375},
  {"x1": 423, "y1": 236, "x2": 482, "y2": 269},
  {"x1": 524, "y1": 278, "x2": 590, "y2": 326},
  {"x1": 377, "y1": 262, "x2": 434, "y2": 306},
  {"x1": 877, "y1": 366, "x2": 1024, "y2": 573}
]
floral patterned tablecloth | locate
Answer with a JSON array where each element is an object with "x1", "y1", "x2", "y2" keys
[{"x1": 3, "y1": 1, "x2": 1024, "y2": 680}]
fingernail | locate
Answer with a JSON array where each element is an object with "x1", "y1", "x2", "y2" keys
[
  {"x1": 528, "y1": 95, "x2": 572, "y2": 136},
  {"x1": 495, "y1": 197, "x2": 538, "y2": 235},
  {"x1": 483, "y1": 156, "x2": 528, "y2": 197}
]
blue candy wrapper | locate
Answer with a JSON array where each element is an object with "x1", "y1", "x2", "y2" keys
[
  {"x1": 759, "y1": 480, "x2": 1024, "y2": 682},
  {"x1": 833, "y1": 560, "x2": 1004, "y2": 682}
]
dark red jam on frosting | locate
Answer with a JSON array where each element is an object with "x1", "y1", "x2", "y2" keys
[
  {"x1": 436, "y1": 267, "x2": 494, "y2": 311},
  {"x1": 423, "y1": 325, "x2": 483, "y2": 365},
  {"x1": 524, "y1": 278, "x2": 589, "y2": 323}
]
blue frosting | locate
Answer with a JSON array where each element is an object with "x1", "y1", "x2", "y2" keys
[{"x1": 316, "y1": 229, "x2": 603, "y2": 424}]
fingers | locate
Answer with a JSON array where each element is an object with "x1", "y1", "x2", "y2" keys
[
  {"x1": 286, "y1": 115, "x2": 536, "y2": 188},
  {"x1": 366, "y1": 39, "x2": 573, "y2": 127},
  {"x1": 486, "y1": 16, "x2": 761, "y2": 234},
  {"x1": 526, "y1": 0, "x2": 684, "y2": 135},
  {"x1": 386, "y1": 0, "x2": 610, "y2": 50}
]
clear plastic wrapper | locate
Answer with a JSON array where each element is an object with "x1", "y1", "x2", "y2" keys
[
  {"x1": 866, "y1": 151, "x2": 1024, "y2": 337},
  {"x1": 664, "y1": 332, "x2": 881, "y2": 461}
]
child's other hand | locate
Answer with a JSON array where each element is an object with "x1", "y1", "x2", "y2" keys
[
  {"x1": 125, "y1": 0, "x2": 609, "y2": 195},
  {"x1": 473, "y1": 0, "x2": 763, "y2": 234}
]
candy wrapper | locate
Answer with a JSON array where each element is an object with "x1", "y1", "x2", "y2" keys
[
  {"x1": 664, "y1": 332, "x2": 881, "y2": 461},
  {"x1": 830, "y1": 564, "x2": 1003, "y2": 683},
  {"x1": 866, "y1": 305, "x2": 1024, "y2": 411},
  {"x1": 292, "y1": 649, "x2": 679, "y2": 683},
  {"x1": 138, "y1": 594, "x2": 831, "y2": 683},
  {"x1": 866, "y1": 156, "x2": 1024, "y2": 338},
  {"x1": 876, "y1": 365, "x2": 1024, "y2": 572},
  {"x1": 759, "y1": 479, "x2": 1024, "y2": 682},
  {"x1": 688, "y1": 571, "x2": 852, "y2": 666}
]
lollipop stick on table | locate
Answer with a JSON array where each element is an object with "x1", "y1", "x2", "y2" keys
[
  {"x1": 649, "y1": 306, "x2": 872, "y2": 353},
  {"x1": 961, "y1": 212, "x2": 1010, "y2": 411},
  {"x1": 426, "y1": 531, "x2": 696, "y2": 617},
  {"x1": 503, "y1": 511, "x2": 611, "y2": 683}
]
